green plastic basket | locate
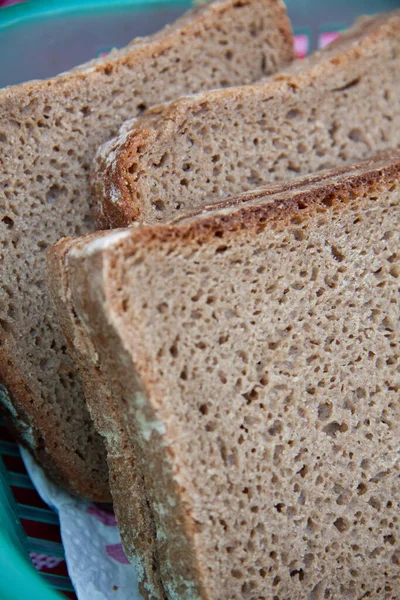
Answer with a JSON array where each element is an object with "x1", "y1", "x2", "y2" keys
[
  {"x1": 1, "y1": 1, "x2": 399, "y2": 599},
  {"x1": 0, "y1": 454, "x2": 62, "y2": 600}
]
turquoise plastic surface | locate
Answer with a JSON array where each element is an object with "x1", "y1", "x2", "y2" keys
[{"x1": 0, "y1": 456, "x2": 62, "y2": 600}]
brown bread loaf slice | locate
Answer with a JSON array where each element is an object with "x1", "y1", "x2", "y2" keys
[
  {"x1": 93, "y1": 10, "x2": 400, "y2": 229},
  {"x1": 49, "y1": 153, "x2": 400, "y2": 599},
  {"x1": 0, "y1": 0, "x2": 293, "y2": 500}
]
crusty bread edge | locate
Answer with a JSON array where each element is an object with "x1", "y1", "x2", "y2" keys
[
  {"x1": 47, "y1": 240, "x2": 165, "y2": 599},
  {"x1": 93, "y1": 151, "x2": 400, "y2": 248},
  {"x1": 48, "y1": 234, "x2": 208, "y2": 600}
]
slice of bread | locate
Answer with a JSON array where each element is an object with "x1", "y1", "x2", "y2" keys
[
  {"x1": 0, "y1": 0, "x2": 293, "y2": 500},
  {"x1": 48, "y1": 153, "x2": 400, "y2": 599},
  {"x1": 93, "y1": 10, "x2": 400, "y2": 229}
]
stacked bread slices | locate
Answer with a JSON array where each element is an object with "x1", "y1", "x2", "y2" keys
[
  {"x1": 0, "y1": 0, "x2": 294, "y2": 501},
  {"x1": 1, "y1": 1, "x2": 399, "y2": 598}
]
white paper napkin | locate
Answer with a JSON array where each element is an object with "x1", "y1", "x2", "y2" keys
[{"x1": 21, "y1": 448, "x2": 142, "y2": 600}]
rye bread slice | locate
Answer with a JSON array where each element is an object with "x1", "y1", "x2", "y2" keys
[
  {"x1": 48, "y1": 153, "x2": 400, "y2": 599},
  {"x1": 0, "y1": 0, "x2": 293, "y2": 500},
  {"x1": 92, "y1": 10, "x2": 400, "y2": 229}
]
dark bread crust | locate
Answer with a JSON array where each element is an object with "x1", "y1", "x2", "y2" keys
[
  {"x1": 92, "y1": 9, "x2": 400, "y2": 229},
  {"x1": 47, "y1": 239, "x2": 164, "y2": 598},
  {"x1": 93, "y1": 152, "x2": 400, "y2": 249},
  {"x1": 0, "y1": 0, "x2": 293, "y2": 500},
  {"x1": 48, "y1": 153, "x2": 400, "y2": 597},
  {"x1": 171, "y1": 151, "x2": 400, "y2": 223}
]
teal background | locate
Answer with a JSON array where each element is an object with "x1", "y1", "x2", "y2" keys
[
  {"x1": 0, "y1": 449, "x2": 63, "y2": 600},
  {"x1": 0, "y1": 0, "x2": 400, "y2": 86}
]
